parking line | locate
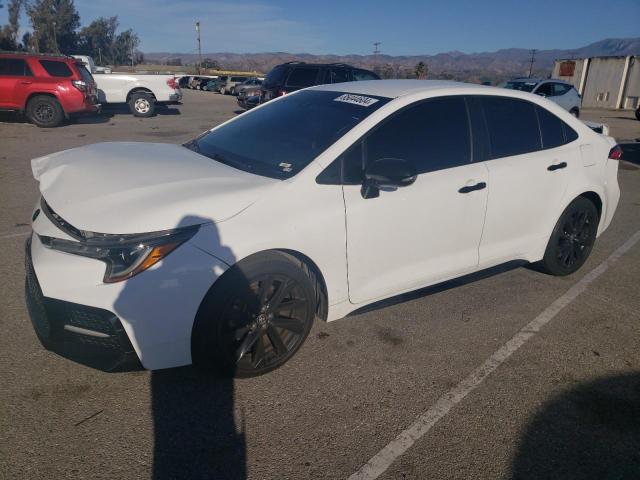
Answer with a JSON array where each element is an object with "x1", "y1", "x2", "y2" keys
[
  {"x1": 0, "y1": 231, "x2": 30, "y2": 240},
  {"x1": 348, "y1": 229, "x2": 640, "y2": 480}
]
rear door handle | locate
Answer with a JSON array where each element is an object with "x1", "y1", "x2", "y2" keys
[
  {"x1": 458, "y1": 182, "x2": 487, "y2": 194},
  {"x1": 547, "y1": 161, "x2": 567, "y2": 171}
]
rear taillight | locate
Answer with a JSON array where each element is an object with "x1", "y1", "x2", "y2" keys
[
  {"x1": 72, "y1": 80, "x2": 88, "y2": 92},
  {"x1": 278, "y1": 90, "x2": 287, "y2": 96},
  {"x1": 608, "y1": 145, "x2": 623, "y2": 160},
  {"x1": 167, "y1": 78, "x2": 178, "y2": 89}
]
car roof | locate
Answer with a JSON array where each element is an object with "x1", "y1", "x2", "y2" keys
[
  {"x1": 510, "y1": 77, "x2": 572, "y2": 86},
  {"x1": 310, "y1": 79, "x2": 488, "y2": 99},
  {"x1": 0, "y1": 52, "x2": 76, "y2": 62}
]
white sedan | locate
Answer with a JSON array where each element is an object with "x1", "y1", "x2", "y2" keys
[{"x1": 26, "y1": 80, "x2": 621, "y2": 376}]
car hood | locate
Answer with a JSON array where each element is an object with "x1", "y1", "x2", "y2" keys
[{"x1": 31, "y1": 142, "x2": 278, "y2": 234}]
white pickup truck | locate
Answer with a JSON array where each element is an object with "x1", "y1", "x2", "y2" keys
[{"x1": 72, "y1": 55, "x2": 182, "y2": 117}]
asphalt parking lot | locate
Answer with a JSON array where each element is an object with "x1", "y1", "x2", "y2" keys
[{"x1": 1, "y1": 89, "x2": 640, "y2": 480}]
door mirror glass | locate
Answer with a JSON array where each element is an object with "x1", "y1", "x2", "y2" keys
[{"x1": 361, "y1": 158, "x2": 417, "y2": 199}]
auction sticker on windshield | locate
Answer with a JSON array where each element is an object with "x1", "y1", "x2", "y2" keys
[{"x1": 333, "y1": 93, "x2": 379, "y2": 107}]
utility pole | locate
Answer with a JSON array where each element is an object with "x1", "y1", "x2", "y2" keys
[
  {"x1": 196, "y1": 21, "x2": 202, "y2": 74},
  {"x1": 52, "y1": 21, "x2": 58, "y2": 53},
  {"x1": 373, "y1": 42, "x2": 381, "y2": 75},
  {"x1": 131, "y1": 38, "x2": 134, "y2": 68},
  {"x1": 98, "y1": 47, "x2": 102, "y2": 65},
  {"x1": 528, "y1": 49, "x2": 537, "y2": 78}
]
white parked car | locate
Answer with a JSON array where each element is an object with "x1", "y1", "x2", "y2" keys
[
  {"x1": 26, "y1": 81, "x2": 620, "y2": 376},
  {"x1": 72, "y1": 55, "x2": 182, "y2": 117},
  {"x1": 503, "y1": 78, "x2": 582, "y2": 117}
]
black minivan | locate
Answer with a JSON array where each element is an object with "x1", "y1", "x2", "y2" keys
[{"x1": 261, "y1": 62, "x2": 379, "y2": 102}]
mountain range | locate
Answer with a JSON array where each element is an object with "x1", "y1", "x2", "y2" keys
[{"x1": 144, "y1": 37, "x2": 640, "y2": 82}]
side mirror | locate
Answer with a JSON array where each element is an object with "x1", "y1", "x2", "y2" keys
[
  {"x1": 361, "y1": 158, "x2": 417, "y2": 199},
  {"x1": 535, "y1": 91, "x2": 547, "y2": 97}
]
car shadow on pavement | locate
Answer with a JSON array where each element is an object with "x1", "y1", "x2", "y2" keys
[
  {"x1": 511, "y1": 372, "x2": 640, "y2": 479},
  {"x1": 99, "y1": 104, "x2": 182, "y2": 118},
  {"x1": 112, "y1": 215, "x2": 247, "y2": 480},
  {"x1": 350, "y1": 260, "x2": 528, "y2": 316}
]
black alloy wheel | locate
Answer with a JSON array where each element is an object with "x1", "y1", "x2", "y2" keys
[
  {"x1": 192, "y1": 251, "x2": 318, "y2": 377},
  {"x1": 539, "y1": 197, "x2": 598, "y2": 276},
  {"x1": 26, "y1": 95, "x2": 65, "y2": 128},
  {"x1": 224, "y1": 274, "x2": 311, "y2": 373}
]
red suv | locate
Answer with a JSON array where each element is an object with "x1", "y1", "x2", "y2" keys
[{"x1": 0, "y1": 53, "x2": 100, "y2": 127}]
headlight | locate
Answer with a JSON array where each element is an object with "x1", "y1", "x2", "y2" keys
[{"x1": 39, "y1": 225, "x2": 200, "y2": 283}]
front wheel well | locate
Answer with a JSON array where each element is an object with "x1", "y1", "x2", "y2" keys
[{"x1": 126, "y1": 88, "x2": 155, "y2": 102}]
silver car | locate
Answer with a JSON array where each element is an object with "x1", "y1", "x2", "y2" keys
[
  {"x1": 503, "y1": 78, "x2": 582, "y2": 117},
  {"x1": 233, "y1": 77, "x2": 263, "y2": 96},
  {"x1": 218, "y1": 75, "x2": 249, "y2": 95}
]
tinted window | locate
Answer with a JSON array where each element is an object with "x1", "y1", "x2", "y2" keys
[
  {"x1": 230, "y1": 76, "x2": 247, "y2": 82},
  {"x1": 362, "y1": 96, "x2": 471, "y2": 176},
  {"x1": 353, "y1": 69, "x2": 380, "y2": 81},
  {"x1": 553, "y1": 83, "x2": 571, "y2": 96},
  {"x1": 563, "y1": 123, "x2": 579, "y2": 143},
  {"x1": 264, "y1": 65, "x2": 288, "y2": 86},
  {"x1": 504, "y1": 80, "x2": 537, "y2": 92},
  {"x1": 0, "y1": 58, "x2": 32, "y2": 76},
  {"x1": 76, "y1": 64, "x2": 94, "y2": 84},
  {"x1": 286, "y1": 67, "x2": 320, "y2": 87},
  {"x1": 39, "y1": 60, "x2": 73, "y2": 77},
  {"x1": 481, "y1": 97, "x2": 541, "y2": 158},
  {"x1": 536, "y1": 106, "x2": 565, "y2": 149},
  {"x1": 535, "y1": 83, "x2": 553, "y2": 96},
  {"x1": 328, "y1": 68, "x2": 350, "y2": 84},
  {"x1": 189, "y1": 90, "x2": 390, "y2": 179}
]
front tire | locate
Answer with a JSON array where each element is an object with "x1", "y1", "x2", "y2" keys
[
  {"x1": 538, "y1": 197, "x2": 599, "y2": 276},
  {"x1": 129, "y1": 93, "x2": 155, "y2": 117},
  {"x1": 635, "y1": 107, "x2": 640, "y2": 121},
  {"x1": 26, "y1": 95, "x2": 64, "y2": 128},
  {"x1": 192, "y1": 251, "x2": 318, "y2": 377}
]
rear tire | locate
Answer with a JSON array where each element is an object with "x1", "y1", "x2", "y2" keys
[
  {"x1": 570, "y1": 107, "x2": 580, "y2": 118},
  {"x1": 128, "y1": 93, "x2": 155, "y2": 117},
  {"x1": 26, "y1": 95, "x2": 64, "y2": 128},
  {"x1": 192, "y1": 251, "x2": 318, "y2": 378},
  {"x1": 635, "y1": 107, "x2": 640, "y2": 121},
  {"x1": 538, "y1": 197, "x2": 599, "y2": 276}
]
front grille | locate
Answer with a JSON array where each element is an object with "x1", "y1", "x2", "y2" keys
[{"x1": 24, "y1": 238, "x2": 141, "y2": 372}]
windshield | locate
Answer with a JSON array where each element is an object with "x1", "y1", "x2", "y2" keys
[
  {"x1": 185, "y1": 90, "x2": 390, "y2": 179},
  {"x1": 503, "y1": 80, "x2": 537, "y2": 92}
]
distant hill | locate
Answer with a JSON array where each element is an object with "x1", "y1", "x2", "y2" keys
[{"x1": 144, "y1": 37, "x2": 640, "y2": 83}]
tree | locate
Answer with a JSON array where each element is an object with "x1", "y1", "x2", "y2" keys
[
  {"x1": 77, "y1": 16, "x2": 118, "y2": 64},
  {"x1": 414, "y1": 61, "x2": 428, "y2": 79},
  {"x1": 27, "y1": 0, "x2": 80, "y2": 53},
  {"x1": 201, "y1": 58, "x2": 220, "y2": 70},
  {"x1": 112, "y1": 28, "x2": 140, "y2": 65},
  {"x1": 0, "y1": 0, "x2": 22, "y2": 50}
]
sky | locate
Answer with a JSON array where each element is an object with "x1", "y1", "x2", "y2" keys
[{"x1": 2, "y1": 0, "x2": 639, "y2": 55}]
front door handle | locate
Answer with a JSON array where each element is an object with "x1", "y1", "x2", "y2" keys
[
  {"x1": 547, "y1": 161, "x2": 567, "y2": 171},
  {"x1": 458, "y1": 182, "x2": 487, "y2": 194},
  {"x1": 19, "y1": 80, "x2": 32, "y2": 85}
]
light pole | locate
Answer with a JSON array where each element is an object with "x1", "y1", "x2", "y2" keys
[{"x1": 195, "y1": 21, "x2": 202, "y2": 74}]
